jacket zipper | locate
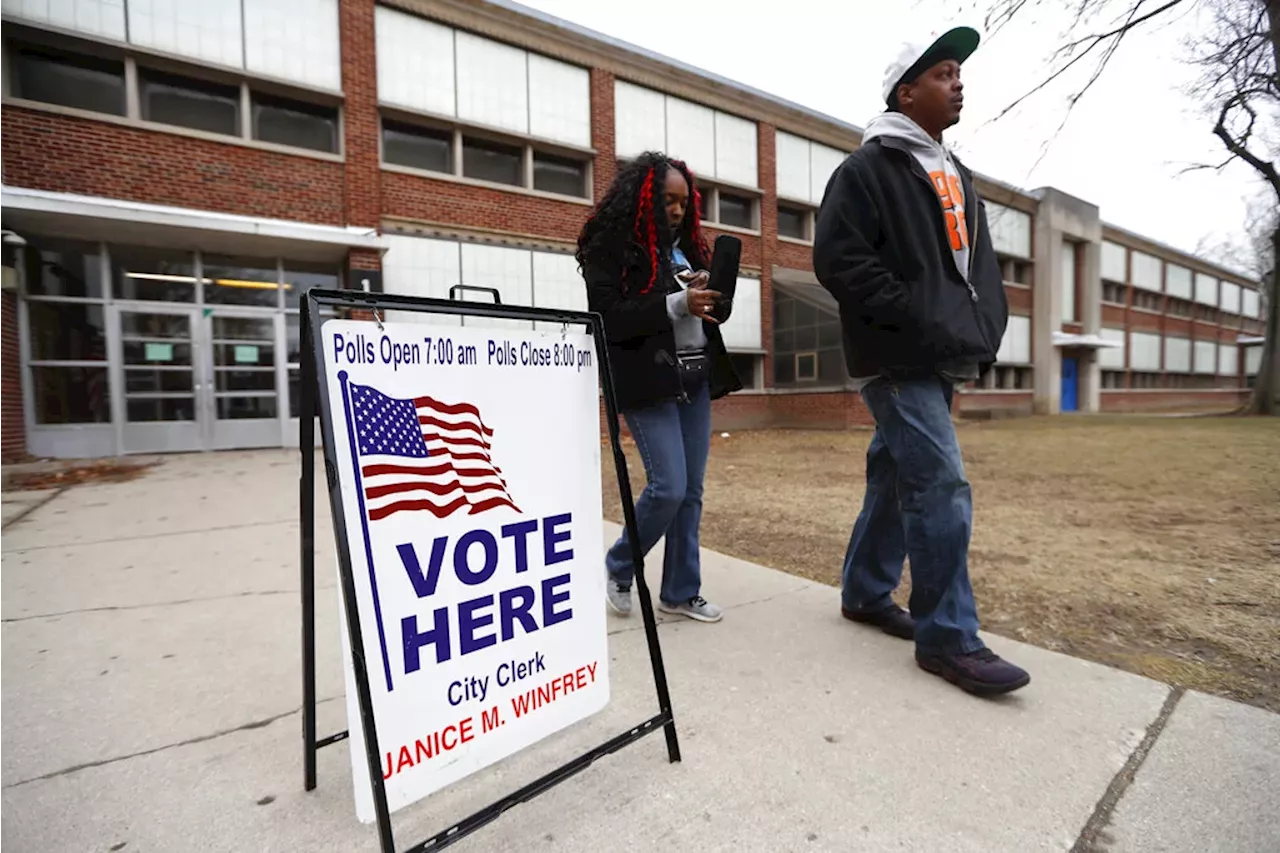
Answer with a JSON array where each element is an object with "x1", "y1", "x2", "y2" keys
[
  {"x1": 966, "y1": 209, "x2": 979, "y2": 303},
  {"x1": 910, "y1": 155, "x2": 992, "y2": 351},
  {"x1": 882, "y1": 138, "x2": 993, "y2": 354},
  {"x1": 965, "y1": 199, "x2": 994, "y2": 353}
]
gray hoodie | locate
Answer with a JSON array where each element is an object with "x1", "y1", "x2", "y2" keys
[{"x1": 851, "y1": 112, "x2": 980, "y2": 387}]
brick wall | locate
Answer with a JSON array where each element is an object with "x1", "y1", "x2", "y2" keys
[
  {"x1": 598, "y1": 389, "x2": 873, "y2": 436},
  {"x1": 590, "y1": 69, "x2": 616, "y2": 203},
  {"x1": 382, "y1": 171, "x2": 589, "y2": 243},
  {"x1": 1100, "y1": 390, "x2": 1249, "y2": 413},
  {"x1": 1006, "y1": 286, "x2": 1033, "y2": 314},
  {"x1": 2, "y1": 291, "x2": 25, "y2": 462},
  {"x1": 957, "y1": 391, "x2": 1034, "y2": 418},
  {"x1": 756, "y1": 122, "x2": 777, "y2": 389},
  {"x1": 347, "y1": 248, "x2": 382, "y2": 274},
  {"x1": 774, "y1": 240, "x2": 813, "y2": 271},
  {"x1": 704, "y1": 224, "x2": 763, "y2": 269},
  {"x1": 1, "y1": 108, "x2": 346, "y2": 225},
  {"x1": 340, "y1": 0, "x2": 382, "y2": 229}
]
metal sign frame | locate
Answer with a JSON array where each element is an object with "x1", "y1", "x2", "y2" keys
[{"x1": 298, "y1": 286, "x2": 680, "y2": 852}]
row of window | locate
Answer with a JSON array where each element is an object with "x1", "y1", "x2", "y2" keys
[
  {"x1": 1114, "y1": 372, "x2": 1239, "y2": 390},
  {"x1": 978, "y1": 366, "x2": 1035, "y2": 391},
  {"x1": 9, "y1": 43, "x2": 340, "y2": 154},
  {"x1": 1104, "y1": 281, "x2": 1245, "y2": 324},
  {"x1": 382, "y1": 119, "x2": 589, "y2": 197}
]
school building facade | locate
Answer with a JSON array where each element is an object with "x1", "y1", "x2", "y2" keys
[{"x1": 0, "y1": 0, "x2": 1268, "y2": 460}]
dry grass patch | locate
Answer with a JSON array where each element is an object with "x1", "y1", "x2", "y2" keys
[{"x1": 602, "y1": 415, "x2": 1280, "y2": 711}]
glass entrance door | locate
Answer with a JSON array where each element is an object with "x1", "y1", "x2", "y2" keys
[
  {"x1": 205, "y1": 311, "x2": 282, "y2": 450},
  {"x1": 114, "y1": 305, "x2": 204, "y2": 454}
]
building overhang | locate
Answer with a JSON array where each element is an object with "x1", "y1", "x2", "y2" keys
[
  {"x1": 1237, "y1": 335, "x2": 1266, "y2": 345},
  {"x1": 0, "y1": 186, "x2": 386, "y2": 262},
  {"x1": 1052, "y1": 331, "x2": 1123, "y2": 349}
]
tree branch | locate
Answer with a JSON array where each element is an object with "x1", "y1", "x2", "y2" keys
[
  {"x1": 1212, "y1": 93, "x2": 1280, "y2": 205},
  {"x1": 1177, "y1": 155, "x2": 1235, "y2": 176},
  {"x1": 986, "y1": 0, "x2": 1186, "y2": 125}
]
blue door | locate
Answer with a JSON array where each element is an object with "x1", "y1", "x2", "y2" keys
[{"x1": 1061, "y1": 357, "x2": 1079, "y2": 412}]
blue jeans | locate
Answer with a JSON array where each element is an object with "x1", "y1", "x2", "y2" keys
[
  {"x1": 841, "y1": 376, "x2": 984, "y2": 655},
  {"x1": 606, "y1": 379, "x2": 711, "y2": 605}
]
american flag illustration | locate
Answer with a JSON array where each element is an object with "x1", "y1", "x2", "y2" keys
[{"x1": 346, "y1": 382, "x2": 519, "y2": 521}]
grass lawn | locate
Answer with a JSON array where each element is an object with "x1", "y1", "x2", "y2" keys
[{"x1": 602, "y1": 414, "x2": 1280, "y2": 711}]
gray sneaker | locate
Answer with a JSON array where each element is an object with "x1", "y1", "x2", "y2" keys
[
  {"x1": 606, "y1": 580, "x2": 632, "y2": 616},
  {"x1": 658, "y1": 595, "x2": 723, "y2": 623}
]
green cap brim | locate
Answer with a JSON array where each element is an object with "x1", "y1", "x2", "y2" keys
[{"x1": 900, "y1": 26, "x2": 981, "y2": 89}]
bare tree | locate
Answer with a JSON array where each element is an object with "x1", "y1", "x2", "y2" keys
[{"x1": 968, "y1": 0, "x2": 1280, "y2": 414}]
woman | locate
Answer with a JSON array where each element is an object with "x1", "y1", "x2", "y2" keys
[{"x1": 577, "y1": 151, "x2": 742, "y2": 623}]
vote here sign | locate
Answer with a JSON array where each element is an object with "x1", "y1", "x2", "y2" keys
[{"x1": 321, "y1": 318, "x2": 608, "y2": 822}]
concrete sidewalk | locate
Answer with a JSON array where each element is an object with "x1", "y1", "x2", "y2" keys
[{"x1": 2, "y1": 450, "x2": 1277, "y2": 852}]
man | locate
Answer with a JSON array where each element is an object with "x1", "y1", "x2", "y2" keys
[{"x1": 812, "y1": 27, "x2": 1030, "y2": 696}]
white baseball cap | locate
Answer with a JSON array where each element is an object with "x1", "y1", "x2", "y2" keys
[{"x1": 881, "y1": 26, "x2": 981, "y2": 105}]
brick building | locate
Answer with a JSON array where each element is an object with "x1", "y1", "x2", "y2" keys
[{"x1": 0, "y1": 0, "x2": 1268, "y2": 460}]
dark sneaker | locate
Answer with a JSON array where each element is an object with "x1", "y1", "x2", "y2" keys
[
  {"x1": 841, "y1": 603, "x2": 915, "y2": 640},
  {"x1": 916, "y1": 648, "x2": 1030, "y2": 696}
]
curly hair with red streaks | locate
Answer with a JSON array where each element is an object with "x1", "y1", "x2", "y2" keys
[{"x1": 576, "y1": 151, "x2": 709, "y2": 297}]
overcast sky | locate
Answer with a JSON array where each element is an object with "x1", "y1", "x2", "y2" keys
[{"x1": 515, "y1": 0, "x2": 1268, "y2": 266}]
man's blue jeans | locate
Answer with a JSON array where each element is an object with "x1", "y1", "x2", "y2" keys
[
  {"x1": 842, "y1": 376, "x2": 985, "y2": 655},
  {"x1": 605, "y1": 379, "x2": 711, "y2": 605}
]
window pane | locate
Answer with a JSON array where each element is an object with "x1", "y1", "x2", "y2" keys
[
  {"x1": 719, "y1": 193, "x2": 754, "y2": 230},
  {"x1": 818, "y1": 348, "x2": 846, "y2": 384},
  {"x1": 32, "y1": 366, "x2": 110, "y2": 424},
  {"x1": 774, "y1": 354, "x2": 795, "y2": 384},
  {"x1": 123, "y1": 340, "x2": 193, "y2": 365},
  {"x1": 253, "y1": 94, "x2": 338, "y2": 153},
  {"x1": 819, "y1": 321, "x2": 842, "y2": 348},
  {"x1": 213, "y1": 316, "x2": 275, "y2": 341},
  {"x1": 23, "y1": 239, "x2": 104, "y2": 298},
  {"x1": 285, "y1": 309, "x2": 340, "y2": 363},
  {"x1": 773, "y1": 295, "x2": 793, "y2": 330},
  {"x1": 128, "y1": 397, "x2": 195, "y2": 422},
  {"x1": 777, "y1": 206, "x2": 806, "y2": 240},
  {"x1": 532, "y1": 153, "x2": 587, "y2": 198},
  {"x1": 203, "y1": 255, "x2": 280, "y2": 307},
  {"x1": 139, "y1": 69, "x2": 240, "y2": 136},
  {"x1": 213, "y1": 342, "x2": 275, "y2": 368},
  {"x1": 793, "y1": 300, "x2": 817, "y2": 328},
  {"x1": 463, "y1": 138, "x2": 522, "y2": 186},
  {"x1": 796, "y1": 352, "x2": 817, "y2": 380},
  {"x1": 383, "y1": 122, "x2": 451, "y2": 173},
  {"x1": 289, "y1": 368, "x2": 302, "y2": 418},
  {"x1": 28, "y1": 302, "x2": 107, "y2": 361},
  {"x1": 283, "y1": 261, "x2": 340, "y2": 311},
  {"x1": 111, "y1": 246, "x2": 197, "y2": 301},
  {"x1": 217, "y1": 396, "x2": 277, "y2": 419},
  {"x1": 795, "y1": 325, "x2": 817, "y2": 350},
  {"x1": 125, "y1": 369, "x2": 192, "y2": 393},
  {"x1": 14, "y1": 48, "x2": 125, "y2": 116},
  {"x1": 119, "y1": 311, "x2": 191, "y2": 340},
  {"x1": 214, "y1": 369, "x2": 275, "y2": 392}
]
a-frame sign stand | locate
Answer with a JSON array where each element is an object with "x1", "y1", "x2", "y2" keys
[{"x1": 298, "y1": 286, "x2": 680, "y2": 852}]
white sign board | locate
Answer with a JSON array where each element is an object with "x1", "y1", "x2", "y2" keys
[{"x1": 321, "y1": 318, "x2": 608, "y2": 822}]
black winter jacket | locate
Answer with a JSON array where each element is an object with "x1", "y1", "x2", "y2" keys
[
  {"x1": 812, "y1": 136, "x2": 1009, "y2": 381},
  {"x1": 584, "y1": 250, "x2": 742, "y2": 413}
]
